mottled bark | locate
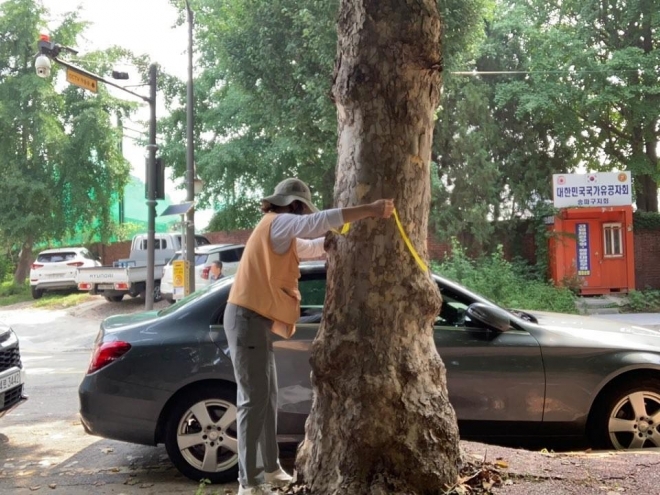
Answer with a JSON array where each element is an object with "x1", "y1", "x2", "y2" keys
[{"x1": 296, "y1": 1, "x2": 460, "y2": 494}]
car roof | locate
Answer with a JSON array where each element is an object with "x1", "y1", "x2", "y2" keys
[
  {"x1": 173, "y1": 243, "x2": 244, "y2": 255},
  {"x1": 38, "y1": 247, "x2": 87, "y2": 254}
]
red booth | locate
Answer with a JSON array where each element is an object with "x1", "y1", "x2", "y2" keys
[{"x1": 548, "y1": 172, "x2": 635, "y2": 296}]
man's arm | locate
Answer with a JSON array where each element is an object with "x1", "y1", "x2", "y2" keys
[{"x1": 296, "y1": 238, "x2": 325, "y2": 259}]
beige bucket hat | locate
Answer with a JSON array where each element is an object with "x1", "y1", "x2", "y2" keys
[{"x1": 262, "y1": 178, "x2": 319, "y2": 213}]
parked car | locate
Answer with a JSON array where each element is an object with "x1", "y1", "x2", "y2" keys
[
  {"x1": 76, "y1": 233, "x2": 212, "y2": 303},
  {"x1": 79, "y1": 262, "x2": 660, "y2": 483},
  {"x1": 29, "y1": 247, "x2": 101, "y2": 299},
  {"x1": 160, "y1": 244, "x2": 245, "y2": 303},
  {"x1": 0, "y1": 322, "x2": 27, "y2": 418}
]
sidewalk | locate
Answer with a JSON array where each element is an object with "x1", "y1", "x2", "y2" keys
[{"x1": 460, "y1": 440, "x2": 660, "y2": 494}]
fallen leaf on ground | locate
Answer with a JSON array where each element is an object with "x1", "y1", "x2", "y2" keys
[
  {"x1": 48, "y1": 484, "x2": 56, "y2": 489},
  {"x1": 101, "y1": 448, "x2": 114, "y2": 454},
  {"x1": 29, "y1": 486, "x2": 41, "y2": 491}
]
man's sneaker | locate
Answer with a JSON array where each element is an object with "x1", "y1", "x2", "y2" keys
[
  {"x1": 237, "y1": 485, "x2": 276, "y2": 495},
  {"x1": 264, "y1": 466, "x2": 293, "y2": 487}
]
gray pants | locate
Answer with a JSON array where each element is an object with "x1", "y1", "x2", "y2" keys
[{"x1": 224, "y1": 303, "x2": 280, "y2": 487}]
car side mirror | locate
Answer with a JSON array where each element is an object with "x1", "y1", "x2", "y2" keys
[{"x1": 466, "y1": 303, "x2": 511, "y2": 332}]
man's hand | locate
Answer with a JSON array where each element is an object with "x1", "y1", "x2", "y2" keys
[
  {"x1": 340, "y1": 199, "x2": 395, "y2": 224},
  {"x1": 371, "y1": 199, "x2": 395, "y2": 219}
]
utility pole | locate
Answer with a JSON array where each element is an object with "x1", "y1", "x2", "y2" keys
[
  {"x1": 185, "y1": 0, "x2": 196, "y2": 294},
  {"x1": 145, "y1": 64, "x2": 158, "y2": 310}
]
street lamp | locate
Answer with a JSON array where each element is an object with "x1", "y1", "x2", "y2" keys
[{"x1": 36, "y1": 34, "x2": 160, "y2": 310}]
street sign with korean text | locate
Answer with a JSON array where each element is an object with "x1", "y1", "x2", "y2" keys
[
  {"x1": 66, "y1": 68, "x2": 98, "y2": 93},
  {"x1": 552, "y1": 172, "x2": 632, "y2": 208}
]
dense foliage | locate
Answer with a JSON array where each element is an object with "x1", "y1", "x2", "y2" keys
[
  {"x1": 625, "y1": 289, "x2": 660, "y2": 313},
  {"x1": 633, "y1": 211, "x2": 660, "y2": 231},
  {"x1": 1, "y1": 0, "x2": 655, "y2": 278},
  {"x1": 433, "y1": 241, "x2": 578, "y2": 314},
  {"x1": 0, "y1": 0, "x2": 137, "y2": 282},
  {"x1": 159, "y1": 0, "x2": 657, "y2": 240},
  {"x1": 161, "y1": 0, "x2": 493, "y2": 231}
]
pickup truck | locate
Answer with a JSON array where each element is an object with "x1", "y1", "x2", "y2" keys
[
  {"x1": 77, "y1": 264, "x2": 167, "y2": 302},
  {"x1": 76, "y1": 233, "x2": 211, "y2": 302}
]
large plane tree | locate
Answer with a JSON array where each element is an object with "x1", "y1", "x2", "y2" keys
[{"x1": 296, "y1": 1, "x2": 460, "y2": 493}]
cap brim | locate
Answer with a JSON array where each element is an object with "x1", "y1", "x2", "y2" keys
[{"x1": 262, "y1": 194, "x2": 319, "y2": 213}]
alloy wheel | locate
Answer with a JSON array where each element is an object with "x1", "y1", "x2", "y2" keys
[
  {"x1": 176, "y1": 398, "x2": 239, "y2": 473},
  {"x1": 608, "y1": 390, "x2": 660, "y2": 449}
]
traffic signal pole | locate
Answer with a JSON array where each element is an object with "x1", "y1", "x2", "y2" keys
[{"x1": 37, "y1": 36, "x2": 159, "y2": 310}]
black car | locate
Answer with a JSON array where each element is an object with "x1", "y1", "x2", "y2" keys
[{"x1": 0, "y1": 322, "x2": 27, "y2": 418}]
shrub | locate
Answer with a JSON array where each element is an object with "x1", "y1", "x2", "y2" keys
[
  {"x1": 625, "y1": 289, "x2": 660, "y2": 313},
  {"x1": 432, "y1": 240, "x2": 577, "y2": 314},
  {"x1": 0, "y1": 255, "x2": 12, "y2": 282},
  {"x1": 0, "y1": 279, "x2": 31, "y2": 306}
]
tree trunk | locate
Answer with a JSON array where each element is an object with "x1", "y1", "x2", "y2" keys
[
  {"x1": 635, "y1": 174, "x2": 658, "y2": 212},
  {"x1": 14, "y1": 238, "x2": 33, "y2": 285},
  {"x1": 296, "y1": 1, "x2": 460, "y2": 494}
]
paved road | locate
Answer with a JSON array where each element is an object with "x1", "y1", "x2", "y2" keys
[
  {"x1": 0, "y1": 302, "x2": 231, "y2": 495},
  {"x1": 2, "y1": 303, "x2": 660, "y2": 495}
]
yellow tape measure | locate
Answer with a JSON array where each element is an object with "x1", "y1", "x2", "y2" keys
[{"x1": 334, "y1": 208, "x2": 428, "y2": 272}]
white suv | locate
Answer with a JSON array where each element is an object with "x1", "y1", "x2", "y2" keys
[
  {"x1": 29, "y1": 247, "x2": 101, "y2": 299},
  {"x1": 160, "y1": 244, "x2": 245, "y2": 303}
]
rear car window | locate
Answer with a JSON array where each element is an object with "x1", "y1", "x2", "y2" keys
[
  {"x1": 140, "y1": 239, "x2": 167, "y2": 250},
  {"x1": 37, "y1": 252, "x2": 77, "y2": 263},
  {"x1": 219, "y1": 248, "x2": 243, "y2": 263}
]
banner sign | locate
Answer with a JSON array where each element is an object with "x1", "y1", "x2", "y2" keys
[
  {"x1": 172, "y1": 260, "x2": 189, "y2": 299},
  {"x1": 576, "y1": 223, "x2": 591, "y2": 276},
  {"x1": 552, "y1": 172, "x2": 632, "y2": 208}
]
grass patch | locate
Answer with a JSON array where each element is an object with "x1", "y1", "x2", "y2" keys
[
  {"x1": 433, "y1": 241, "x2": 578, "y2": 314},
  {"x1": 0, "y1": 281, "x2": 31, "y2": 306},
  {"x1": 33, "y1": 292, "x2": 95, "y2": 309},
  {"x1": 0, "y1": 280, "x2": 95, "y2": 309}
]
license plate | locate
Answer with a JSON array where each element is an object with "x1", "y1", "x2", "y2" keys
[
  {"x1": 98, "y1": 284, "x2": 114, "y2": 290},
  {"x1": 46, "y1": 273, "x2": 65, "y2": 278},
  {"x1": 0, "y1": 370, "x2": 21, "y2": 394}
]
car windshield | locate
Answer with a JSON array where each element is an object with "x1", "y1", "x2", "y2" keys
[{"x1": 157, "y1": 277, "x2": 232, "y2": 316}]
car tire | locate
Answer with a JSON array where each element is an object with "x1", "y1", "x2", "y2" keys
[
  {"x1": 31, "y1": 286, "x2": 44, "y2": 300},
  {"x1": 153, "y1": 283, "x2": 163, "y2": 303},
  {"x1": 138, "y1": 283, "x2": 162, "y2": 302},
  {"x1": 104, "y1": 295, "x2": 124, "y2": 303},
  {"x1": 589, "y1": 378, "x2": 660, "y2": 450},
  {"x1": 164, "y1": 386, "x2": 239, "y2": 484}
]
